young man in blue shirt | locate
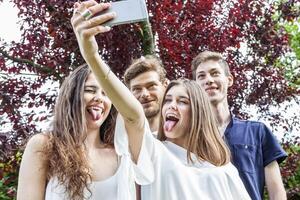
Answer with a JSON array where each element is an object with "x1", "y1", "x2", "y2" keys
[{"x1": 191, "y1": 51, "x2": 287, "y2": 200}]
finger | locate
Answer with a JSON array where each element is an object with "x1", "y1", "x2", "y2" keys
[
  {"x1": 73, "y1": 12, "x2": 114, "y2": 37},
  {"x1": 72, "y1": 3, "x2": 111, "y2": 28},
  {"x1": 75, "y1": 14, "x2": 112, "y2": 37},
  {"x1": 73, "y1": 0, "x2": 97, "y2": 14},
  {"x1": 86, "y1": 12, "x2": 116, "y2": 28},
  {"x1": 71, "y1": 0, "x2": 97, "y2": 22},
  {"x1": 87, "y1": 2, "x2": 111, "y2": 17},
  {"x1": 74, "y1": 0, "x2": 107, "y2": 17},
  {"x1": 80, "y1": 0, "x2": 98, "y2": 9},
  {"x1": 74, "y1": 2, "x2": 80, "y2": 9},
  {"x1": 81, "y1": 26, "x2": 111, "y2": 39}
]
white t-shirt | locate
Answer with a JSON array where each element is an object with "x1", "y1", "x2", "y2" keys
[{"x1": 115, "y1": 115, "x2": 251, "y2": 200}]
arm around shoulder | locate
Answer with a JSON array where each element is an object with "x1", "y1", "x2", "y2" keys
[
  {"x1": 265, "y1": 160, "x2": 287, "y2": 200},
  {"x1": 17, "y1": 134, "x2": 49, "y2": 200}
]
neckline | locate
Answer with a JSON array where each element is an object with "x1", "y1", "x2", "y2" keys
[
  {"x1": 163, "y1": 141, "x2": 215, "y2": 168},
  {"x1": 92, "y1": 156, "x2": 121, "y2": 184}
]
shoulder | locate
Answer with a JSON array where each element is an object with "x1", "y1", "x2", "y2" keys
[
  {"x1": 20, "y1": 134, "x2": 51, "y2": 173},
  {"x1": 231, "y1": 118, "x2": 271, "y2": 134},
  {"x1": 221, "y1": 162, "x2": 239, "y2": 173},
  {"x1": 233, "y1": 117, "x2": 265, "y2": 127},
  {"x1": 212, "y1": 163, "x2": 243, "y2": 182},
  {"x1": 25, "y1": 133, "x2": 50, "y2": 152},
  {"x1": 198, "y1": 163, "x2": 238, "y2": 181}
]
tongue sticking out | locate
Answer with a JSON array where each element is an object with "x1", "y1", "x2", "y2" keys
[
  {"x1": 164, "y1": 120, "x2": 177, "y2": 132},
  {"x1": 87, "y1": 108, "x2": 101, "y2": 121}
]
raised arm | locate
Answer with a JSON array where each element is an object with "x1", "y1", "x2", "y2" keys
[{"x1": 71, "y1": 1, "x2": 145, "y2": 161}]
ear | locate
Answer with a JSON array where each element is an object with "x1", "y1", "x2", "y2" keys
[
  {"x1": 163, "y1": 79, "x2": 170, "y2": 88},
  {"x1": 227, "y1": 74, "x2": 234, "y2": 87}
]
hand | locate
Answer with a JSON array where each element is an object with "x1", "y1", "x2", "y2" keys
[{"x1": 71, "y1": 0, "x2": 116, "y2": 59}]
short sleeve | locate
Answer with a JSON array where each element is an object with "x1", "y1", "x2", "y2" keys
[
  {"x1": 114, "y1": 114, "x2": 155, "y2": 185},
  {"x1": 261, "y1": 123, "x2": 287, "y2": 167}
]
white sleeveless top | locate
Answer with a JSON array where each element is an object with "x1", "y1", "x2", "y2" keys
[
  {"x1": 45, "y1": 158, "x2": 122, "y2": 200},
  {"x1": 45, "y1": 116, "x2": 138, "y2": 200}
]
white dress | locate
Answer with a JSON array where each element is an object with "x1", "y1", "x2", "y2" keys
[
  {"x1": 115, "y1": 115, "x2": 251, "y2": 200},
  {"x1": 45, "y1": 125, "x2": 136, "y2": 200}
]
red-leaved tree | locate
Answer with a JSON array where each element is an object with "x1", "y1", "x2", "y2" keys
[{"x1": 0, "y1": 0, "x2": 299, "y2": 198}]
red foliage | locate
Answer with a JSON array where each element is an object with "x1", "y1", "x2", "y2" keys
[{"x1": 0, "y1": 0, "x2": 299, "y2": 198}]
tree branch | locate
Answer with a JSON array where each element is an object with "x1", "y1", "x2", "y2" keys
[
  {"x1": 0, "y1": 48, "x2": 62, "y2": 80},
  {"x1": 140, "y1": 21, "x2": 155, "y2": 55}
]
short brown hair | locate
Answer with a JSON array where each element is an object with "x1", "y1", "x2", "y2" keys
[
  {"x1": 191, "y1": 51, "x2": 231, "y2": 79},
  {"x1": 124, "y1": 55, "x2": 167, "y2": 86}
]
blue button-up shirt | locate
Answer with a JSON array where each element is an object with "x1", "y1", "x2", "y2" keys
[{"x1": 224, "y1": 116, "x2": 287, "y2": 200}]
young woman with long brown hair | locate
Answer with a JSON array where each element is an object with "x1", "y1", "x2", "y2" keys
[
  {"x1": 67, "y1": 1, "x2": 251, "y2": 199},
  {"x1": 17, "y1": 65, "x2": 136, "y2": 200}
]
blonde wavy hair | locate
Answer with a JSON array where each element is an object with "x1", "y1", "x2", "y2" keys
[
  {"x1": 157, "y1": 79, "x2": 230, "y2": 166},
  {"x1": 43, "y1": 64, "x2": 117, "y2": 199}
]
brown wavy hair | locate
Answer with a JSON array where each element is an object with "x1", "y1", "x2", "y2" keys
[
  {"x1": 43, "y1": 64, "x2": 117, "y2": 199},
  {"x1": 157, "y1": 79, "x2": 230, "y2": 166},
  {"x1": 124, "y1": 55, "x2": 167, "y2": 87}
]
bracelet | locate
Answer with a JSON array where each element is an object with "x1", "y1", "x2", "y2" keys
[{"x1": 105, "y1": 69, "x2": 111, "y2": 80}]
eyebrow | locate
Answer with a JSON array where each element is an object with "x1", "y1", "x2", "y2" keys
[
  {"x1": 165, "y1": 95, "x2": 189, "y2": 99},
  {"x1": 178, "y1": 96, "x2": 190, "y2": 100},
  {"x1": 84, "y1": 85, "x2": 98, "y2": 89},
  {"x1": 197, "y1": 68, "x2": 219, "y2": 74},
  {"x1": 196, "y1": 71, "x2": 205, "y2": 76},
  {"x1": 209, "y1": 68, "x2": 220, "y2": 72},
  {"x1": 131, "y1": 81, "x2": 158, "y2": 88}
]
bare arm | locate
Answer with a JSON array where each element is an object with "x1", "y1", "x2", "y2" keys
[
  {"x1": 17, "y1": 134, "x2": 48, "y2": 200},
  {"x1": 71, "y1": 1, "x2": 144, "y2": 161},
  {"x1": 265, "y1": 160, "x2": 287, "y2": 200}
]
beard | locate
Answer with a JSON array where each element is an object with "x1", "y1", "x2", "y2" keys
[{"x1": 144, "y1": 106, "x2": 160, "y2": 119}]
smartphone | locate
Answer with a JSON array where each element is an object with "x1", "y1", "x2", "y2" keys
[{"x1": 101, "y1": 0, "x2": 149, "y2": 27}]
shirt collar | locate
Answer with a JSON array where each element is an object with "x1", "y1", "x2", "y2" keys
[{"x1": 224, "y1": 112, "x2": 236, "y2": 136}]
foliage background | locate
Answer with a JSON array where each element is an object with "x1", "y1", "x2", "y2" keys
[{"x1": 0, "y1": 0, "x2": 299, "y2": 199}]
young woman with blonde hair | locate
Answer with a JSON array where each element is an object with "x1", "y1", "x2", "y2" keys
[
  {"x1": 67, "y1": 1, "x2": 251, "y2": 199},
  {"x1": 125, "y1": 79, "x2": 250, "y2": 199},
  {"x1": 157, "y1": 79, "x2": 230, "y2": 165}
]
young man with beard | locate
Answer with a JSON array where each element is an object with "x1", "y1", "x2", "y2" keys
[
  {"x1": 124, "y1": 55, "x2": 168, "y2": 133},
  {"x1": 123, "y1": 55, "x2": 168, "y2": 200},
  {"x1": 191, "y1": 51, "x2": 287, "y2": 200}
]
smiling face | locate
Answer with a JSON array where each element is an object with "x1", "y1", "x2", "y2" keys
[
  {"x1": 84, "y1": 73, "x2": 112, "y2": 130},
  {"x1": 130, "y1": 71, "x2": 167, "y2": 119},
  {"x1": 161, "y1": 85, "x2": 191, "y2": 146},
  {"x1": 195, "y1": 60, "x2": 233, "y2": 105}
]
